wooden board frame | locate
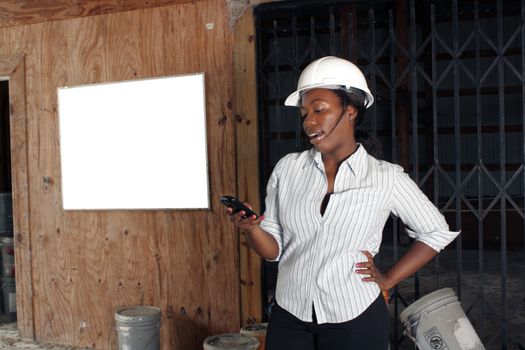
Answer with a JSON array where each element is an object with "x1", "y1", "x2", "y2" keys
[
  {"x1": 233, "y1": 8, "x2": 262, "y2": 324},
  {"x1": 0, "y1": 55, "x2": 34, "y2": 339}
]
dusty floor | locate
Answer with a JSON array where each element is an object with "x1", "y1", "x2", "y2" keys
[{"x1": 0, "y1": 322, "x2": 90, "y2": 350}]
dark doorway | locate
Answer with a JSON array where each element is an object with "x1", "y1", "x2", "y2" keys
[
  {"x1": 0, "y1": 80, "x2": 16, "y2": 324},
  {"x1": 0, "y1": 81, "x2": 11, "y2": 195}
]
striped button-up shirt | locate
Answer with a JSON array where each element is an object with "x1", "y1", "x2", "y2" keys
[{"x1": 259, "y1": 145, "x2": 459, "y2": 323}]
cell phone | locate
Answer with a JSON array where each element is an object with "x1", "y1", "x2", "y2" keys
[{"x1": 220, "y1": 195, "x2": 259, "y2": 219}]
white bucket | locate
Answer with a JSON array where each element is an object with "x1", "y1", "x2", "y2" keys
[
  {"x1": 240, "y1": 323, "x2": 267, "y2": 350},
  {"x1": 115, "y1": 306, "x2": 161, "y2": 350},
  {"x1": 1, "y1": 275, "x2": 16, "y2": 320},
  {"x1": 203, "y1": 333, "x2": 259, "y2": 350},
  {"x1": 400, "y1": 288, "x2": 485, "y2": 350},
  {"x1": 0, "y1": 237, "x2": 14, "y2": 277}
]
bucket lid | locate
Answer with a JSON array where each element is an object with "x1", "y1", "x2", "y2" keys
[
  {"x1": 115, "y1": 306, "x2": 161, "y2": 322},
  {"x1": 204, "y1": 333, "x2": 259, "y2": 349},
  {"x1": 240, "y1": 323, "x2": 268, "y2": 336},
  {"x1": 399, "y1": 288, "x2": 457, "y2": 324}
]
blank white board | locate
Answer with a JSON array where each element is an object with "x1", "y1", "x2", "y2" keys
[{"x1": 58, "y1": 73, "x2": 209, "y2": 210}]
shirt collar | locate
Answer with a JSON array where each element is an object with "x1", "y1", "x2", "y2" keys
[{"x1": 304, "y1": 143, "x2": 368, "y2": 176}]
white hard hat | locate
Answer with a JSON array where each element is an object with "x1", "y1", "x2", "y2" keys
[{"x1": 284, "y1": 56, "x2": 374, "y2": 108}]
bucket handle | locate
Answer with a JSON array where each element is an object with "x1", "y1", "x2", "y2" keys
[
  {"x1": 403, "y1": 329, "x2": 417, "y2": 344},
  {"x1": 403, "y1": 310, "x2": 429, "y2": 344}
]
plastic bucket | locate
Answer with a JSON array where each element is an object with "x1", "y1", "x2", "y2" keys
[
  {"x1": 203, "y1": 333, "x2": 259, "y2": 350},
  {"x1": 400, "y1": 288, "x2": 485, "y2": 350},
  {"x1": 115, "y1": 306, "x2": 161, "y2": 350},
  {"x1": 0, "y1": 193, "x2": 13, "y2": 234},
  {"x1": 0, "y1": 237, "x2": 14, "y2": 277},
  {"x1": 240, "y1": 323, "x2": 267, "y2": 350},
  {"x1": 1, "y1": 275, "x2": 16, "y2": 320}
]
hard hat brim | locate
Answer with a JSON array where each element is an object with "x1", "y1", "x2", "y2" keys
[
  {"x1": 284, "y1": 90, "x2": 301, "y2": 107},
  {"x1": 284, "y1": 85, "x2": 374, "y2": 108}
]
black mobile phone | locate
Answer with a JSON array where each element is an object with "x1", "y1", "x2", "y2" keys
[{"x1": 220, "y1": 195, "x2": 259, "y2": 219}]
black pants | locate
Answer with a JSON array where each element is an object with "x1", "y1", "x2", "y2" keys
[{"x1": 265, "y1": 295, "x2": 389, "y2": 350}]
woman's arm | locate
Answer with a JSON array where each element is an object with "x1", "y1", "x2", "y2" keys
[
  {"x1": 355, "y1": 242, "x2": 437, "y2": 290},
  {"x1": 226, "y1": 206, "x2": 280, "y2": 261},
  {"x1": 357, "y1": 166, "x2": 459, "y2": 291}
]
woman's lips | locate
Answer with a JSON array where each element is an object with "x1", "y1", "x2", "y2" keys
[{"x1": 307, "y1": 130, "x2": 325, "y2": 144}]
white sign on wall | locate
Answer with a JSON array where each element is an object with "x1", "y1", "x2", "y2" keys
[{"x1": 58, "y1": 73, "x2": 209, "y2": 210}]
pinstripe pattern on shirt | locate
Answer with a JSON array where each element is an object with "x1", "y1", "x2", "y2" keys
[{"x1": 260, "y1": 144, "x2": 459, "y2": 324}]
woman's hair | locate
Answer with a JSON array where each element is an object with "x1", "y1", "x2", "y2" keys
[
  {"x1": 332, "y1": 89, "x2": 366, "y2": 126},
  {"x1": 332, "y1": 89, "x2": 384, "y2": 159}
]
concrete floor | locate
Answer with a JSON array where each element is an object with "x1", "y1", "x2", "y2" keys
[{"x1": 0, "y1": 322, "x2": 90, "y2": 349}]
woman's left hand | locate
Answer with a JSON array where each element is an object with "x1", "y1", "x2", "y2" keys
[{"x1": 355, "y1": 251, "x2": 391, "y2": 290}]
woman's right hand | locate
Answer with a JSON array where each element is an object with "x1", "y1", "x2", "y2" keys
[
  {"x1": 225, "y1": 203, "x2": 278, "y2": 260},
  {"x1": 225, "y1": 203, "x2": 265, "y2": 232}
]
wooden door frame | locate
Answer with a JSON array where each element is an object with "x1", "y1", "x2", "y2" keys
[
  {"x1": 0, "y1": 55, "x2": 34, "y2": 339},
  {"x1": 233, "y1": 0, "x2": 279, "y2": 325},
  {"x1": 233, "y1": 7, "x2": 263, "y2": 324}
]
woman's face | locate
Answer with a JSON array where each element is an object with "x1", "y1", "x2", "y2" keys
[{"x1": 300, "y1": 88, "x2": 357, "y2": 155}]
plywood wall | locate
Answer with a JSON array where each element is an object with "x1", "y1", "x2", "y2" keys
[
  {"x1": 0, "y1": 1, "x2": 240, "y2": 349},
  {"x1": 233, "y1": 0, "x2": 277, "y2": 324},
  {"x1": 0, "y1": 0, "x2": 199, "y2": 27}
]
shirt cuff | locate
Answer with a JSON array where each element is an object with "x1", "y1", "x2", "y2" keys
[
  {"x1": 259, "y1": 217, "x2": 283, "y2": 262},
  {"x1": 407, "y1": 228, "x2": 461, "y2": 253}
]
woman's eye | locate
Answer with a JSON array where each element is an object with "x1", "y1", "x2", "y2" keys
[{"x1": 300, "y1": 107, "x2": 325, "y2": 118}]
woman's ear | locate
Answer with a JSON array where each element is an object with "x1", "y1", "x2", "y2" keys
[{"x1": 347, "y1": 105, "x2": 358, "y2": 121}]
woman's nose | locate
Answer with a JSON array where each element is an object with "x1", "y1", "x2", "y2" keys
[{"x1": 303, "y1": 113, "x2": 317, "y2": 127}]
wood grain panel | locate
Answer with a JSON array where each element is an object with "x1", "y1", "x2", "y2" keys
[
  {"x1": 105, "y1": 10, "x2": 144, "y2": 81},
  {"x1": 58, "y1": 15, "x2": 109, "y2": 348},
  {"x1": 233, "y1": 7, "x2": 263, "y2": 324},
  {"x1": 32, "y1": 18, "x2": 75, "y2": 345},
  {"x1": 0, "y1": 0, "x2": 242, "y2": 348},
  {"x1": 0, "y1": 0, "x2": 206, "y2": 29}
]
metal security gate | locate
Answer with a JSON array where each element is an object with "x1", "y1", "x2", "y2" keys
[{"x1": 254, "y1": 1, "x2": 525, "y2": 349}]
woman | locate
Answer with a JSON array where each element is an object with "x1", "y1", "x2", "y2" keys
[{"x1": 226, "y1": 56, "x2": 459, "y2": 350}]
